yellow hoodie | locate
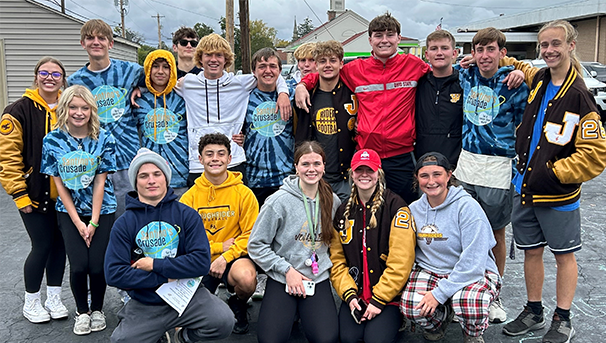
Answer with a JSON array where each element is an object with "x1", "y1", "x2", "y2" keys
[{"x1": 180, "y1": 171, "x2": 259, "y2": 263}]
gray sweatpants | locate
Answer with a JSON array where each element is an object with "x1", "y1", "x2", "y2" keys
[{"x1": 111, "y1": 287, "x2": 234, "y2": 343}]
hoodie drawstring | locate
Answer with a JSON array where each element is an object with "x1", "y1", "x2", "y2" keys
[
  {"x1": 204, "y1": 80, "x2": 210, "y2": 124},
  {"x1": 216, "y1": 80, "x2": 220, "y2": 122}
]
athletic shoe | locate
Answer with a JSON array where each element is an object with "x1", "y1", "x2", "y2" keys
[
  {"x1": 464, "y1": 334, "x2": 485, "y2": 343},
  {"x1": 228, "y1": 295, "x2": 249, "y2": 334},
  {"x1": 489, "y1": 297, "x2": 507, "y2": 323},
  {"x1": 90, "y1": 311, "x2": 106, "y2": 332},
  {"x1": 252, "y1": 274, "x2": 267, "y2": 300},
  {"x1": 502, "y1": 306, "x2": 546, "y2": 336},
  {"x1": 44, "y1": 292, "x2": 69, "y2": 319},
  {"x1": 73, "y1": 313, "x2": 91, "y2": 335},
  {"x1": 423, "y1": 304, "x2": 454, "y2": 341},
  {"x1": 542, "y1": 313, "x2": 575, "y2": 343},
  {"x1": 23, "y1": 292, "x2": 51, "y2": 323}
]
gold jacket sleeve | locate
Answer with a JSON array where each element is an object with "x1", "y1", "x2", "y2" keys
[
  {"x1": 329, "y1": 229, "x2": 358, "y2": 304},
  {"x1": 553, "y1": 112, "x2": 606, "y2": 184},
  {"x1": 0, "y1": 114, "x2": 31, "y2": 208},
  {"x1": 371, "y1": 207, "x2": 416, "y2": 307}
]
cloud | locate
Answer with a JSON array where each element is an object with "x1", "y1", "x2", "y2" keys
[{"x1": 44, "y1": 0, "x2": 558, "y2": 46}]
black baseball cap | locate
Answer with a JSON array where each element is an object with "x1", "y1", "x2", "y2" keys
[{"x1": 414, "y1": 152, "x2": 452, "y2": 174}]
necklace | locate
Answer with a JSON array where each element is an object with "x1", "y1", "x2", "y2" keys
[{"x1": 300, "y1": 185, "x2": 320, "y2": 274}]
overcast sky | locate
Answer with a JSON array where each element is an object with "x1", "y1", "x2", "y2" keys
[{"x1": 42, "y1": 0, "x2": 576, "y2": 46}]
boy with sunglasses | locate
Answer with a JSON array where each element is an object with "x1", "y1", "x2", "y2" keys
[{"x1": 172, "y1": 27, "x2": 202, "y2": 79}]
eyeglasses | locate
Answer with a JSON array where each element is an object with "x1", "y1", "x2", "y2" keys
[
  {"x1": 178, "y1": 39, "x2": 198, "y2": 47},
  {"x1": 38, "y1": 70, "x2": 63, "y2": 79}
]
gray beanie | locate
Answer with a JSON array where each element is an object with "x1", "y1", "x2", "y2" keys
[{"x1": 128, "y1": 148, "x2": 172, "y2": 190}]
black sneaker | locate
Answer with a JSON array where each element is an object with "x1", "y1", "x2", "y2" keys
[
  {"x1": 542, "y1": 313, "x2": 575, "y2": 343},
  {"x1": 502, "y1": 306, "x2": 546, "y2": 336},
  {"x1": 423, "y1": 304, "x2": 454, "y2": 341},
  {"x1": 228, "y1": 295, "x2": 249, "y2": 334}
]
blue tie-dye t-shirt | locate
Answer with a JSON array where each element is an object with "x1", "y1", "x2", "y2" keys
[
  {"x1": 243, "y1": 88, "x2": 294, "y2": 188},
  {"x1": 41, "y1": 128, "x2": 117, "y2": 215},
  {"x1": 68, "y1": 59, "x2": 144, "y2": 170},
  {"x1": 134, "y1": 90, "x2": 188, "y2": 188}
]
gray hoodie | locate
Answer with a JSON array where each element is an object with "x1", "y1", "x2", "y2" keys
[
  {"x1": 409, "y1": 186, "x2": 500, "y2": 304},
  {"x1": 248, "y1": 175, "x2": 340, "y2": 284}
]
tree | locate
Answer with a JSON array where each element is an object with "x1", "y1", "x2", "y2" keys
[
  {"x1": 114, "y1": 26, "x2": 145, "y2": 44},
  {"x1": 275, "y1": 39, "x2": 290, "y2": 48},
  {"x1": 194, "y1": 22, "x2": 214, "y2": 38},
  {"x1": 137, "y1": 44, "x2": 156, "y2": 65},
  {"x1": 219, "y1": 17, "x2": 280, "y2": 71},
  {"x1": 297, "y1": 17, "x2": 314, "y2": 38}
]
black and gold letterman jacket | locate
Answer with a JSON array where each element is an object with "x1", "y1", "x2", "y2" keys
[
  {"x1": 329, "y1": 188, "x2": 416, "y2": 310},
  {"x1": 0, "y1": 89, "x2": 58, "y2": 212},
  {"x1": 516, "y1": 66, "x2": 606, "y2": 207}
]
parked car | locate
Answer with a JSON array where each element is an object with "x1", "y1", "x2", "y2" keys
[
  {"x1": 281, "y1": 64, "x2": 296, "y2": 80},
  {"x1": 526, "y1": 59, "x2": 606, "y2": 121},
  {"x1": 582, "y1": 62, "x2": 606, "y2": 83}
]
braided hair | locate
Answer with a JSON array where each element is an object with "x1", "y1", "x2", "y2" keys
[{"x1": 341, "y1": 169, "x2": 387, "y2": 230}]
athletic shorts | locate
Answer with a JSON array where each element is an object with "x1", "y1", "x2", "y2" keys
[
  {"x1": 511, "y1": 192, "x2": 581, "y2": 254},
  {"x1": 202, "y1": 256, "x2": 252, "y2": 293},
  {"x1": 460, "y1": 182, "x2": 512, "y2": 230}
]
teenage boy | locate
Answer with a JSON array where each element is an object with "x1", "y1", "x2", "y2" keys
[
  {"x1": 175, "y1": 33, "x2": 291, "y2": 187},
  {"x1": 453, "y1": 27, "x2": 529, "y2": 323},
  {"x1": 172, "y1": 27, "x2": 202, "y2": 78},
  {"x1": 243, "y1": 48, "x2": 294, "y2": 205},
  {"x1": 296, "y1": 13, "x2": 430, "y2": 204},
  {"x1": 134, "y1": 50, "x2": 188, "y2": 195},
  {"x1": 105, "y1": 148, "x2": 234, "y2": 343},
  {"x1": 180, "y1": 133, "x2": 259, "y2": 334},
  {"x1": 287, "y1": 42, "x2": 317, "y2": 90},
  {"x1": 415, "y1": 30, "x2": 463, "y2": 167},
  {"x1": 68, "y1": 19, "x2": 144, "y2": 217},
  {"x1": 294, "y1": 40, "x2": 357, "y2": 202}
]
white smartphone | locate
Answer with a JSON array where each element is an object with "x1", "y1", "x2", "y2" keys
[{"x1": 285, "y1": 280, "x2": 315, "y2": 296}]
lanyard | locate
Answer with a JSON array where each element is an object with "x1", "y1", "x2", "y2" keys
[{"x1": 300, "y1": 187, "x2": 320, "y2": 249}]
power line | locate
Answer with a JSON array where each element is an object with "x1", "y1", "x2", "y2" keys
[
  {"x1": 301, "y1": 0, "x2": 335, "y2": 40},
  {"x1": 147, "y1": 0, "x2": 220, "y2": 22}
]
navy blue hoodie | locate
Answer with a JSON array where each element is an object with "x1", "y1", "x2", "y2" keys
[{"x1": 104, "y1": 188, "x2": 210, "y2": 305}]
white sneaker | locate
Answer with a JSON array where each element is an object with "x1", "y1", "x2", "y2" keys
[
  {"x1": 73, "y1": 313, "x2": 91, "y2": 335},
  {"x1": 23, "y1": 291, "x2": 50, "y2": 323},
  {"x1": 489, "y1": 297, "x2": 507, "y2": 323},
  {"x1": 253, "y1": 274, "x2": 267, "y2": 300},
  {"x1": 90, "y1": 310, "x2": 106, "y2": 332},
  {"x1": 44, "y1": 287, "x2": 69, "y2": 319}
]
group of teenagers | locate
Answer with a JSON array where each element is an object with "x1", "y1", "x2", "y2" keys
[{"x1": 1, "y1": 8, "x2": 606, "y2": 343}]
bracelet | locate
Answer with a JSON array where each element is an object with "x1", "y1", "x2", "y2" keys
[{"x1": 89, "y1": 220, "x2": 99, "y2": 228}]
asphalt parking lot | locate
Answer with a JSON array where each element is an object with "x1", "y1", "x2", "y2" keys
[{"x1": 1, "y1": 172, "x2": 606, "y2": 343}]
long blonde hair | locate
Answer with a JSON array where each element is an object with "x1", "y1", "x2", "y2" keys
[
  {"x1": 55, "y1": 85, "x2": 100, "y2": 140},
  {"x1": 538, "y1": 20, "x2": 581, "y2": 74},
  {"x1": 341, "y1": 168, "x2": 386, "y2": 230}
]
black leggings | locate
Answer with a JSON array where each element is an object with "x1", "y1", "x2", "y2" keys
[
  {"x1": 20, "y1": 208, "x2": 66, "y2": 293},
  {"x1": 58, "y1": 212, "x2": 114, "y2": 313},
  {"x1": 338, "y1": 301, "x2": 403, "y2": 343},
  {"x1": 257, "y1": 278, "x2": 338, "y2": 343}
]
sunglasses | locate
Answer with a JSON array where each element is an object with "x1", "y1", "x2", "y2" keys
[
  {"x1": 38, "y1": 70, "x2": 63, "y2": 79},
  {"x1": 178, "y1": 39, "x2": 198, "y2": 47}
]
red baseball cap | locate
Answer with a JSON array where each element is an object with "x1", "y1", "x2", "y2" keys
[{"x1": 351, "y1": 149, "x2": 382, "y2": 172}]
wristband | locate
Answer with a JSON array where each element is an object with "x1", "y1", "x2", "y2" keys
[{"x1": 89, "y1": 220, "x2": 99, "y2": 228}]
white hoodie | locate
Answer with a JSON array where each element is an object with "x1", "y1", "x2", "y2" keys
[{"x1": 175, "y1": 71, "x2": 288, "y2": 173}]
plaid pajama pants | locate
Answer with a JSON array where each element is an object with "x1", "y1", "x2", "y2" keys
[{"x1": 400, "y1": 267, "x2": 501, "y2": 337}]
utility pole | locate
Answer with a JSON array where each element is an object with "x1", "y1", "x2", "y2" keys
[
  {"x1": 60, "y1": 0, "x2": 65, "y2": 14},
  {"x1": 239, "y1": 0, "x2": 250, "y2": 74},
  {"x1": 120, "y1": 0, "x2": 126, "y2": 38},
  {"x1": 226, "y1": 0, "x2": 234, "y2": 72},
  {"x1": 152, "y1": 13, "x2": 165, "y2": 48}
]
